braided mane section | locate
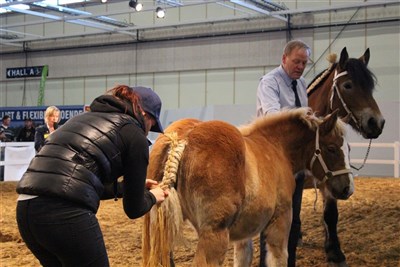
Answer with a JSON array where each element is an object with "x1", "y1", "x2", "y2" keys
[
  {"x1": 160, "y1": 131, "x2": 187, "y2": 189},
  {"x1": 307, "y1": 53, "x2": 338, "y2": 95}
]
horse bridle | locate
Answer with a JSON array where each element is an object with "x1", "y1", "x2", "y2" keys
[
  {"x1": 329, "y1": 69, "x2": 372, "y2": 171},
  {"x1": 329, "y1": 70, "x2": 361, "y2": 130},
  {"x1": 309, "y1": 126, "x2": 352, "y2": 182}
]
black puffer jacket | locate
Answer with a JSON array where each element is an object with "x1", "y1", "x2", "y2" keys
[{"x1": 17, "y1": 95, "x2": 156, "y2": 218}]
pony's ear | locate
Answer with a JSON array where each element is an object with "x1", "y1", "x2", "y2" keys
[
  {"x1": 321, "y1": 109, "x2": 339, "y2": 135},
  {"x1": 341, "y1": 113, "x2": 352, "y2": 124},
  {"x1": 360, "y1": 48, "x2": 370, "y2": 66},
  {"x1": 339, "y1": 47, "x2": 349, "y2": 70}
]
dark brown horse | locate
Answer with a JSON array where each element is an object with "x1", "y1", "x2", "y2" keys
[
  {"x1": 142, "y1": 108, "x2": 353, "y2": 267},
  {"x1": 305, "y1": 47, "x2": 385, "y2": 266}
]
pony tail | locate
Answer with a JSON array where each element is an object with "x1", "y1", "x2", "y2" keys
[
  {"x1": 142, "y1": 132, "x2": 186, "y2": 267},
  {"x1": 160, "y1": 132, "x2": 187, "y2": 189}
]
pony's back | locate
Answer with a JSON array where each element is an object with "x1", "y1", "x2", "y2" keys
[{"x1": 147, "y1": 118, "x2": 201, "y2": 183}]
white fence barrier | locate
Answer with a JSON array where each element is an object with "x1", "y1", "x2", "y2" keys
[
  {"x1": 349, "y1": 141, "x2": 399, "y2": 178},
  {"x1": 1, "y1": 141, "x2": 399, "y2": 181},
  {"x1": 0, "y1": 142, "x2": 35, "y2": 181}
]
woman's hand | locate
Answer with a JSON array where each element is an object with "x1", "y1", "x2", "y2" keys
[
  {"x1": 145, "y1": 179, "x2": 158, "y2": 189},
  {"x1": 150, "y1": 187, "x2": 169, "y2": 204}
]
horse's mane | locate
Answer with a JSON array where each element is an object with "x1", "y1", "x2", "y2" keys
[
  {"x1": 307, "y1": 63, "x2": 336, "y2": 96},
  {"x1": 307, "y1": 53, "x2": 338, "y2": 95},
  {"x1": 307, "y1": 51, "x2": 377, "y2": 96},
  {"x1": 239, "y1": 108, "x2": 318, "y2": 136},
  {"x1": 346, "y1": 58, "x2": 376, "y2": 92},
  {"x1": 239, "y1": 108, "x2": 346, "y2": 137},
  {"x1": 332, "y1": 116, "x2": 347, "y2": 138}
]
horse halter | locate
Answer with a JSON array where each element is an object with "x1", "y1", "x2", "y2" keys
[
  {"x1": 309, "y1": 126, "x2": 352, "y2": 182},
  {"x1": 330, "y1": 70, "x2": 373, "y2": 171},
  {"x1": 329, "y1": 70, "x2": 360, "y2": 130}
]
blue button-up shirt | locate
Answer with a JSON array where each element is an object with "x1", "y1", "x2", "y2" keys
[{"x1": 256, "y1": 65, "x2": 308, "y2": 117}]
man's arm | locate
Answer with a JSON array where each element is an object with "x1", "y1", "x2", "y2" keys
[{"x1": 256, "y1": 76, "x2": 281, "y2": 116}]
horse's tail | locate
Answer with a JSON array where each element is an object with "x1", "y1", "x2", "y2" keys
[{"x1": 142, "y1": 132, "x2": 186, "y2": 267}]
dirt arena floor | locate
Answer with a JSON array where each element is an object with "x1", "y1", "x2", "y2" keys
[{"x1": 1, "y1": 177, "x2": 399, "y2": 267}]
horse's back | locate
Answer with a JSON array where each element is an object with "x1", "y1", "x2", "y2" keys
[
  {"x1": 187, "y1": 119, "x2": 244, "y2": 165},
  {"x1": 182, "y1": 120, "x2": 246, "y2": 192},
  {"x1": 148, "y1": 118, "x2": 201, "y2": 183}
]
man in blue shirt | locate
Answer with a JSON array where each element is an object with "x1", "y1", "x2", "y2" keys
[{"x1": 256, "y1": 39, "x2": 311, "y2": 267}]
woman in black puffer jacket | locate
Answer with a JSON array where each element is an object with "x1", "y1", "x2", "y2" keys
[{"x1": 16, "y1": 85, "x2": 169, "y2": 267}]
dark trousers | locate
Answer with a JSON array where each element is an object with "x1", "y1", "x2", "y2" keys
[
  {"x1": 0, "y1": 147, "x2": 4, "y2": 181},
  {"x1": 259, "y1": 172, "x2": 305, "y2": 267},
  {"x1": 16, "y1": 196, "x2": 109, "y2": 267}
]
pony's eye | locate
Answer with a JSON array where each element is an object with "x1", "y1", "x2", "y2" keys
[
  {"x1": 327, "y1": 145, "x2": 336, "y2": 153},
  {"x1": 342, "y1": 82, "x2": 352, "y2": 90}
]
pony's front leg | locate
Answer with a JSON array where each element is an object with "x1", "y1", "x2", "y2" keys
[
  {"x1": 323, "y1": 193, "x2": 348, "y2": 267},
  {"x1": 193, "y1": 228, "x2": 229, "y2": 267},
  {"x1": 233, "y1": 239, "x2": 253, "y2": 267},
  {"x1": 264, "y1": 209, "x2": 292, "y2": 267}
]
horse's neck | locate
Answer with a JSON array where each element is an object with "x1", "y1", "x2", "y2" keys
[
  {"x1": 260, "y1": 121, "x2": 312, "y2": 173},
  {"x1": 309, "y1": 70, "x2": 335, "y2": 116}
]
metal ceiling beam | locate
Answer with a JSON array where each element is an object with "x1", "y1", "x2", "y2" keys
[
  {"x1": 0, "y1": 0, "x2": 40, "y2": 8},
  {"x1": 1, "y1": 0, "x2": 221, "y2": 29},
  {"x1": 1, "y1": 0, "x2": 398, "y2": 47},
  {"x1": 0, "y1": 28, "x2": 106, "y2": 46},
  {"x1": 229, "y1": 0, "x2": 287, "y2": 22},
  {"x1": 1, "y1": 0, "x2": 132, "y2": 28},
  {"x1": 3, "y1": 4, "x2": 137, "y2": 37},
  {"x1": 4, "y1": 6, "x2": 61, "y2": 19},
  {"x1": 157, "y1": 0, "x2": 183, "y2": 7},
  {"x1": 32, "y1": 2, "x2": 132, "y2": 27},
  {"x1": 271, "y1": 0, "x2": 400, "y2": 15}
]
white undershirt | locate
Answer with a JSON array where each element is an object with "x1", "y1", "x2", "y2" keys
[{"x1": 17, "y1": 194, "x2": 38, "y2": 201}]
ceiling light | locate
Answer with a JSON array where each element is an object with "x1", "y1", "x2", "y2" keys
[
  {"x1": 135, "y1": 2, "x2": 143, "y2": 11},
  {"x1": 129, "y1": 0, "x2": 143, "y2": 11},
  {"x1": 101, "y1": 0, "x2": 107, "y2": 3},
  {"x1": 156, "y1": 7, "x2": 165, "y2": 18}
]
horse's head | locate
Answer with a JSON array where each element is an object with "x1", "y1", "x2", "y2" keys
[
  {"x1": 334, "y1": 47, "x2": 385, "y2": 139},
  {"x1": 307, "y1": 110, "x2": 354, "y2": 200}
]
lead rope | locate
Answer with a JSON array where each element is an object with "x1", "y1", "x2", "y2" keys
[
  {"x1": 313, "y1": 178, "x2": 318, "y2": 211},
  {"x1": 350, "y1": 138, "x2": 372, "y2": 171}
]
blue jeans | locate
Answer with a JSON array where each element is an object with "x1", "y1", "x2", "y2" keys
[
  {"x1": 16, "y1": 196, "x2": 109, "y2": 267},
  {"x1": 259, "y1": 171, "x2": 305, "y2": 267}
]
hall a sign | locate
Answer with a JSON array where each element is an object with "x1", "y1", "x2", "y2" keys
[{"x1": 6, "y1": 66, "x2": 49, "y2": 79}]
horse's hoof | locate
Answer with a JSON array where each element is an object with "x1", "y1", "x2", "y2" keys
[{"x1": 327, "y1": 261, "x2": 349, "y2": 267}]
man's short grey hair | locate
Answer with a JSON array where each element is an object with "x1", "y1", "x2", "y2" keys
[{"x1": 284, "y1": 40, "x2": 311, "y2": 56}]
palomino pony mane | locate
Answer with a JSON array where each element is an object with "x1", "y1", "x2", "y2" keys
[
  {"x1": 239, "y1": 107, "x2": 346, "y2": 138},
  {"x1": 239, "y1": 108, "x2": 319, "y2": 136}
]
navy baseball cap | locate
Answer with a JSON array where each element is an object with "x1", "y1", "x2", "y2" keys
[{"x1": 132, "y1": 86, "x2": 164, "y2": 133}]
